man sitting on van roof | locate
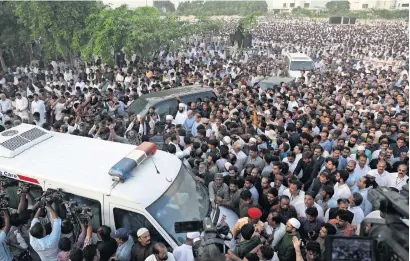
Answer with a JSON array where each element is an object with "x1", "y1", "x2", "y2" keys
[{"x1": 30, "y1": 204, "x2": 62, "y2": 261}]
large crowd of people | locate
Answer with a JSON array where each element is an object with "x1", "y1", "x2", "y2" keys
[{"x1": 0, "y1": 16, "x2": 408, "y2": 261}]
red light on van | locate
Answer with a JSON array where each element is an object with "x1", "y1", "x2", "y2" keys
[{"x1": 136, "y1": 142, "x2": 157, "y2": 156}]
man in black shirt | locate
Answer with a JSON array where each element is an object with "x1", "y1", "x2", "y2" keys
[
  {"x1": 97, "y1": 225, "x2": 118, "y2": 261},
  {"x1": 131, "y1": 227, "x2": 156, "y2": 261}
]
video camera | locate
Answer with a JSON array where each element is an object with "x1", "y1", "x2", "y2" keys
[
  {"x1": 325, "y1": 184, "x2": 409, "y2": 261},
  {"x1": 35, "y1": 189, "x2": 65, "y2": 208},
  {"x1": 175, "y1": 218, "x2": 232, "y2": 260}
]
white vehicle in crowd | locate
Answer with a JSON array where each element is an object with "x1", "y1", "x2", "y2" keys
[
  {"x1": 285, "y1": 53, "x2": 315, "y2": 78},
  {"x1": 0, "y1": 124, "x2": 238, "y2": 249}
]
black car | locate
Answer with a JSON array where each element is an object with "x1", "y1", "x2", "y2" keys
[{"x1": 127, "y1": 85, "x2": 216, "y2": 124}]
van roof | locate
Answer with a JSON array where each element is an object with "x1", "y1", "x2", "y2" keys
[
  {"x1": 0, "y1": 125, "x2": 182, "y2": 207},
  {"x1": 142, "y1": 86, "x2": 213, "y2": 104},
  {"x1": 287, "y1": 53, "x2": 312, "y2": 61}
]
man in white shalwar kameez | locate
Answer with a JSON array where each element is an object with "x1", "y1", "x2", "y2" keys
[
  {"x1": 172, "y1": 232, "x2": 199, "y2": 261},
  {"x1": 174, "y1": 103, "x2": 187, "y2": 125},
  {"x1": 15, "y1": 93, "x2": 29, "y2": 120}
]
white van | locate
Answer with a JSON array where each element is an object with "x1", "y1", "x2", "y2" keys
[
  {"x1": 0, "y1": 124, "x2": 238, "y2": 249},
  {"x1": 285, "y1": 53, "x2": 315, "y2": 78}
]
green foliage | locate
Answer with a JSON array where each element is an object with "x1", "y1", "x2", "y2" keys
[
  {"x1": 176, "y1": 1, "x2": 268, "y2": 16},
  {"x1": 325, "y1": 1, "x2": 350, "y2": 14},
  {"x1": 13, "y1": 1, "x2": 104, "y2": 62},
  {"x1": 0, "y1": 2, "x2": 31, "y2": 69},
  {"x1": 76, "y1": 5, "x2": 222, "y2": 63},
  {"x1": 153, "y1": 0, "x2": 176, "y2": 13}
]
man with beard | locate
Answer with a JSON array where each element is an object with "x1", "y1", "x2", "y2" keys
[
  {"x1": 332, "y1": 170, "x2": 352, "y2": 201},
  {"x1": 345, "y1": 134, "x2": 359, "y2": 151},
  {"x1": 315, "y1": 185, "x2": 337, "y2": 215},
  {"x1": 275, "y1": 218, "x2": 301, "y2": 261},
  {"x1": 324, "y1": 199, "x2": 354, "y2": 224},
  {"x1": 209, "y1": 173, "x2": 229, "y2": 209},
  {"x1": 219, "y1": 179, "x2": 242, "y2": 216},
  {"x1": 259, "y1": 186, "x2": 278, "y2": 222},
  {"x1": 164, "y1": 115, "x2": 175, "y2": 133},
  {"x1": 315, "y1": 223, "x2": 337, "y2": 261},
  {"x1": 131, "y1": 228, "x2": 155, "y2": 261},
  {"x1": 333, "y1": 209, "x2": 355, "y2": 236},
  {"x1": 271, "y1": 195, "x2": 298, "y2": 223},
  {"x1": 263, "y1": 211, "x2": 286, "y2": 248},
  {"x1": 308, "y1": 170, "x2": 333, "y2": 198},
  {"x1": 238, "y1": 190, "x2": 260, "y2": 218},
  {"x1": 345, "y1": 160, "x2": 360, "y2": 191},
  {"x1": 145, "y1": 243, "x2": 176, "y2": 261}
]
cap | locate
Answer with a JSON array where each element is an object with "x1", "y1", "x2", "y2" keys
[
  {"x1": 137, "y1": 227, "x2": 149, "y2": 237},
  {"x1": 224, "y1": 162, "x2": 232, "y2": 170},
  {"x1": 166, "y1": 115, "x2": 173, "y2": 121},
  {"x1": 288, "y1": 218, "x2": 301, "y2": 229},
  {"x1": 223, "y1": 136, "x2": 231, "y2": 145},
  {"x1": 111, "y1": 228, "x2": 128, "y2": 238},
  {"x1": 187, "y1": 232, "x2": 200, "y2": 239},
  {"x1": 248, "y1": 207, "x2": 262, "y2": 219},
  {"x1": 357, "y1": 145, "x2": 366, "y2": 151}
]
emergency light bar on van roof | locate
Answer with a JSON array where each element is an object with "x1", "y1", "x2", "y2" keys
[{"x1": 108, "y1": 142, "x2": 157, "y2": 182}]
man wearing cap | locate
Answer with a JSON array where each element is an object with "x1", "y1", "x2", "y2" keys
[
  {"x1": 175, "y1": 103, "x2": 188, "y2": 125},
  {"x1": 172, "y1": 232, "x2": 200, "y2": 261},
  {"x1": 131, "y1": 228, "x2": 155, "y2": 261},
  {"x1": 111, "y1": 228, "x2": 134, "y2": 261},
  {"x1": 231, "y1": 207, "x2": 264, "y2": 239},
  {"x1": 275, "y1": 218, "x2": 301, "y2": 261},
  {"x1": 164, "y1": 115, "x2": 174, "y2": 133}
]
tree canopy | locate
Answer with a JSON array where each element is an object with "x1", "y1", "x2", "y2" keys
[{"x1": 325, "y1": 1, "x2": 350, "y2": 14}]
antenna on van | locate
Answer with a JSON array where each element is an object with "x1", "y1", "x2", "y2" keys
[{"x1": 151, "y1": 158, "x2": 160, "y2": 174}]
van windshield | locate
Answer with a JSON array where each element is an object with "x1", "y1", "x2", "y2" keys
[
  {"x1": 127, "y1": 98, "x2": 150, "y2": 115},
  {"x1": 147, "y1": 164, "x2": 210, "y2": 245},
  {"x1": 290, "y1": 61, "x2": 314, "y2": 71}
]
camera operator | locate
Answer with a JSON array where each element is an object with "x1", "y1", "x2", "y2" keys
[
  {"x1": 7, "y1": 191, "x2": 31, "y2": 260},
  {"x1": 292, "y1": 237, "x2": 321, "y2": 261},
  {"x1": 0, "y1": 209, "x2": 12, "y2": 261},
  {"x1": 30, "y1": 203, "x2": 61, "y2": 260}
]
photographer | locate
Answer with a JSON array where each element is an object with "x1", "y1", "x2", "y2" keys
[
  {"x1": 0, "y1": 209, "x2": 12, "y2": 261},
  {"x1": 30, "y1": 204, "x2": 61, "y2": 260},
  {"x1": 7, "y1": 191, "x2": 31, "y2": 259},
  {"x1": 292, "y1": 237, "x2": 321, "y2": 261}
]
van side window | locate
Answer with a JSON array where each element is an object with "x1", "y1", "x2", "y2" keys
[
  {"x1": 113, "y1": 208, "x2": 169, "y2": 247},
  {"x1": 156, "y1": 99, "x2": 178, "y2": 123},
  {"x1": 63, "y1": 192, "x2": 102, "y2": 231},
  {"x1": 3, "y1": 181, "x2": 43, "y2": 210}
]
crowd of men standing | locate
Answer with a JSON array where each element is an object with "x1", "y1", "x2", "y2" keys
[{"x1": 0, "y1": 16, "x2": 408, "y2": 261}]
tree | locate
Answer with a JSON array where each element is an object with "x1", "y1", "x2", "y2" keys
[
  {"x1": 153, "y1": 0, "x2": 175, "y2": 13},
  {"x1": 13, "y1": 1, "x2": 104, "y2": 65},
  {"x1": 325, "y1": 1, "x2": 350, "y2": 14},
  {"x1": 76, "y1": 6, "x2": 197, "y2": 63},
  {"x1": 0, "y1": 2, "x2": 31, "y2": 71}
]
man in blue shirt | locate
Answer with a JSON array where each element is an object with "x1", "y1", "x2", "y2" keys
[
  {"x1": 111, "y1": 228, "x2": 134, "y2": 261},
  {"x1": 30, "y1": 205, "x2": 62, "y2": 261},
  {"x1": 0, "y1": 209, "x2": 12, "y2": 261}
]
